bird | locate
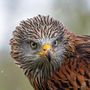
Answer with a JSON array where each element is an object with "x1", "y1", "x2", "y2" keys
[{"x1": 10, "y1": 15, "x2": 90, "y2": 90}]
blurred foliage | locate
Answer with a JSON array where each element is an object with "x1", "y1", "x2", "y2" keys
[
  {"x1": 52, "y1": 0, "x2": 90, "y2": 35},
  {"x1": 0, "y1": 51, "x2": 34, "y2": 90},
  {"x1": 0, "y1": 0, "x2": 90, "y2": 90}
]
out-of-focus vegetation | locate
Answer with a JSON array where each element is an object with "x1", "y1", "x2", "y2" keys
[
  {"x1": 52, "y1": 0, "x2": 90, "y2": 35},
  {"x1": 0, "y1": 0, "x2": 90, "y2": 90},
  {"x1": 0, "y1": 51, "x2": 34, "y2": 90}
]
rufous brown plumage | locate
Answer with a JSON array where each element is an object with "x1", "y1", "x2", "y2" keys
[{"x1": 10, "y1": 15, "x2": 90, "y2": 90}]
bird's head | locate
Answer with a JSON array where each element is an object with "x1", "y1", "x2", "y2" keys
[{"x1": 10, "y1": 15, "x2": 71, "y2": 81}]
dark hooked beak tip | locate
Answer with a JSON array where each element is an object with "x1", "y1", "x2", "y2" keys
[{"x1": 46, "y1": 51, "x2": 51, "y2": 62}]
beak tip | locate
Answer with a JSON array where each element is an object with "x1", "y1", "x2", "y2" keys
[{"x1": 46, "y1": 51, "x2": 51, "y2": 62}]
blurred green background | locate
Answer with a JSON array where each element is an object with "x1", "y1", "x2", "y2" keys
[{"x1": 0, "y1": 0, "x2": 90, "y2": 90}]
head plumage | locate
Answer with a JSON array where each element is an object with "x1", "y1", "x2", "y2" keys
[{"x1": 14, "y1": 15, "x2": 66, "y2": 40}]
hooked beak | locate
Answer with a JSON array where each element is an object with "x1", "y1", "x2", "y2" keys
[{"x1": 37, "y1": 43, "x2": 52, "y2": 62}]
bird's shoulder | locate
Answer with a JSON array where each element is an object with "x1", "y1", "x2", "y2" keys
[
  {"x1": 75, "y1": 35, "x2": 90, "y2": 60},
  {"x1": 47, "y1": 35, "x2": 90, "y2": 90}
]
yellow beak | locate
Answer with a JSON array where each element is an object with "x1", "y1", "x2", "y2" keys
[{"x1": 37, "y1": 43, "x2": 52, "y2": 56}]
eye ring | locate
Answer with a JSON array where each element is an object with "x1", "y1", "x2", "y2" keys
[
  {"x1": 53, "y1": 39, "x2": 58, "y2": 47},
  {"x1": 30, "y1": 41, "x2": 37, "y2": 49}
]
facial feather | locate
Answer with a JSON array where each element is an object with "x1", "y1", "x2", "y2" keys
[{"x1": 10, "y1": 15, "x2": 71, "y2": 88}]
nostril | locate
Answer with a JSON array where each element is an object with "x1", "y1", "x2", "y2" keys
[{"x1": 43, "y1": 49, "x2": 46, "y2": 51}]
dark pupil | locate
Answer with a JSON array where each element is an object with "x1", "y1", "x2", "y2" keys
[
  {"x1": 31, "y1": 41, "x2": 37, "y2": 49},
  {"x1": 54, "y1": 40, "x2": 58, "y2": 46},
  {"x1": 54, "y1": 40, "x2": 57, "y2": 45},
  {"x1": 32, "y1": 42, "x2": 36, "y2": 46},
  {"x1": 54, "y1": 41, "x2": 57, "y2": 44}
]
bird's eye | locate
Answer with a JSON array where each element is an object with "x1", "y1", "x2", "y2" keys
[
  {"x1": 53, "y1": 39, "x2": 58, "y2": 47},
  {"x1": 30, "y1": 41, "x2": 37, "y2": 49}
]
